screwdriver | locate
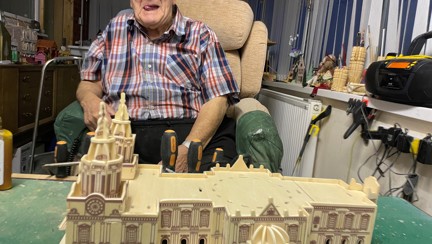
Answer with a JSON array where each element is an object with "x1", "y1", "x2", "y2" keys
[
  {"x1": 80, "y1": 131, "x2": 95, "y2": 156},
  {"x1": 54, "y1": 140, "x2": 69, "y2": 178},
  {"x1": 212, "y1": 148, "x2": 224, "y2": 164},
  {"x1": 188, "y1": 139, "x2": 203, "y2": 173},
  {"x1": 160, "y1": 130, "x2": 178, "y2": 173}
]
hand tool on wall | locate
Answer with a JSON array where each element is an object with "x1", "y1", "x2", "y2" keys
[
  {"x1": 292, "y1": 105, "x2": 332, "y2": 176},
  {"x1": 160, "y1": 130, "x2": 178, "y2": 173},
  {"x1": 188, "y1": 139, "x2": 203, "y2": 173},
  {"x1": 344, "y1": 98, "x2": 375, "y2": 141}
]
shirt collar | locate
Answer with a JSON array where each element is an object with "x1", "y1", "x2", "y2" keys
[{"x1": 169, "y1": 5, "x2": 187, "y2": 37}]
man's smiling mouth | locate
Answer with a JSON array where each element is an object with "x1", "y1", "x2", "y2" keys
[{"x1": 144, "y1": 5, "x2": 159, "y2": 11}]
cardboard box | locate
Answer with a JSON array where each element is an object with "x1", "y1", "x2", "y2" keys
[{"x1": 12, "y1": 142, "x2": 32, "y2": 173}]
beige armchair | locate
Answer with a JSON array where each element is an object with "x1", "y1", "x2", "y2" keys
[
  {"x1": 176, "y1": 0, "x2": 269, "y2": 115},
  {"x1": 177, "y1": 0, "x2": 283, "y2": 173}
]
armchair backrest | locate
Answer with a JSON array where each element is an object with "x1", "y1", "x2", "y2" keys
[{"x1": 176, "y1": 0, "x2": 268, "y2": 99}]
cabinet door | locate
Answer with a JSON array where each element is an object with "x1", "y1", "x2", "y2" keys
[
  {"x1": 0, "y1": 67, "x2": 19, "y2": 132},
  {"x1": 18, "y1": 70, "x2": 53, "y2": 128},
  {"x1": 54, "y1": 65, "x2": 80, "y2": 115}
]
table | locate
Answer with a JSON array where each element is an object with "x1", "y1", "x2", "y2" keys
[
  {"x1": 1, "y1": 176, "x2": 431, "y2": 244},
  {"x1": 372, "y1": 197, "x2": 432, "y2": 243},
  {"x1": 0, "y1": 175, "x2": 74, "y2": 244}
]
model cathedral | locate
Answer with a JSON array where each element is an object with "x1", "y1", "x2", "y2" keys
[{"x1": 60, "y1": 93, "x2": 379, "y2": 244}]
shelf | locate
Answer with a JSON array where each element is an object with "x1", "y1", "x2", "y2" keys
[{"x1": 262, "y1": 80, "x2": 432, "y2": 123}]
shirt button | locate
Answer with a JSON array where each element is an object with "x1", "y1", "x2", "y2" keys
[{"x1": 148, "y1": 64, "x2": 152, "y2": 69}]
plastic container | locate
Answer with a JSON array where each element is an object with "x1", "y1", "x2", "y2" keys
[{"x1": 0, "y1": 116, "x2": 13, "y2": 190}]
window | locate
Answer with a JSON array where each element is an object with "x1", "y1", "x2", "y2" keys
[
  {"x1": 78, "y1": 224, "x2": 91, "y2": 244},
  {"x1": 325, "y1": 238, "x2": 332, "y2": 244},
  {"x1": 344, "y1": 214, "x2": 354, "y2": 229},
  {"x1": 181, "y1": 239, "x2": 187, "y2": 244},
  {"x1": 239, "y1": 225, "x2": 250, "y2": 243},
  {"x1": 200, "y1": 210, "x2": 210, "y2": 227},
  {"x1": 161, "y1": 240, "x2": 168, "y2": 244},
  {"x1": 288, "y1": 225, "x2": 298, "y2": 241},
  {"x1": 327, "y1": 213, "x2": 338, "y2": 229},
  {"x1": 125, "y1": 225, "x2": 138, "y2": 243},
  {"x1": 360, "y1": 215, "x2": 370, "y2": 230},
  {"x1": 199, "y1": 239, "x2": 206, "y2": 244},
  {"x1": 161, "y1": 210, "x2": 172, "y2": 228},
  {"x1": 181, "y1": 210, "x2": 192, "y2": 227}
]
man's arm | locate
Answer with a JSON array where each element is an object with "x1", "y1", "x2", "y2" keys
[
  {"x1": 175, "y1": 95, "x2": 228, "y2": 172},
  {"x1": 76, "y1": 80, "x2": 114, "y2": 131}
]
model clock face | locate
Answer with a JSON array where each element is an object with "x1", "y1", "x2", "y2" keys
[{"x1": 86, "y1": 198, "x2": 105, "y2": 216}]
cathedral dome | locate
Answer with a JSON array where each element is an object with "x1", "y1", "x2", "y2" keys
[{"x1": 250, "y1": 224, "x2": 289, "y2": 244}]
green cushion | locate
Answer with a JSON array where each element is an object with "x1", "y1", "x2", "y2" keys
[
  {"x1": 54, "y1": 101, "x2": 88, "y2": 152},
  {"x1": 236, "y1": 110, "x2": 283, "y2": 172}
]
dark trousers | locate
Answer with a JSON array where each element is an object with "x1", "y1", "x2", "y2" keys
[{"x1": 131, "y1": 116, "x2": 237, "y2": 172}]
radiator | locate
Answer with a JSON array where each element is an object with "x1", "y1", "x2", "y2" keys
[{"x1": 258, "y1": 88, "x2": 322, "y2": 177}]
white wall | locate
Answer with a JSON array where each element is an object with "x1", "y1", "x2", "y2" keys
[{"x1": 274, "y1": 88, "x2": 432, "y2": 215}]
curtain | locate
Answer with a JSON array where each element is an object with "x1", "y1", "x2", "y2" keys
[{"x1": 249, "y1": 0, "x2": 432, "y2": 80}]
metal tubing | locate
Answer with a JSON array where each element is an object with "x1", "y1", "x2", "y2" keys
[{"x1": 29, "y1": 56, "x2": 82, "y2": 173}]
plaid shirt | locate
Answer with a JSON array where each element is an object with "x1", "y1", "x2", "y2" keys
[{"x1": 81, "y1": 7, "x2": 239, "y2": 120}]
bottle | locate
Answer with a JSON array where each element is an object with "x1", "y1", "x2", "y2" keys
[{"x1": 0, "y1": 116, "x2": 13, "y2": 190}]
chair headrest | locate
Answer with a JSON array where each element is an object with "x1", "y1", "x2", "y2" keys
[{"x1": 176, "y1": 0, "x2": 254, "y2": 50}]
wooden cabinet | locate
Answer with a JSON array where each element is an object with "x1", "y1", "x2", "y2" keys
[{"x1": 0, "y1": 64, "x2": 80, "y2": 135}]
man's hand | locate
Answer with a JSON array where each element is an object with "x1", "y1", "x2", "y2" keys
[
  {"x1": 175, "y1": 144, "x2": 189, "y2": 173},
  {"x1": 76, "y1": 80, "x2": 115, "y2": 131},
  {"x1": 81, "y1": 98, "x2": 115, "y2": 131}
]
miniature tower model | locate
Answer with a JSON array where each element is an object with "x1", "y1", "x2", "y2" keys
[
  {"x1": 80, "y1": 102, "x2": 123, "y2": 198},
  {"x1": 331, "y1": 66, "x2": 348, "y2": 92},
  {"x1": 110, "y1": 93, "x2": 135, "y2": 164},
  {"x1": 348, "y1": 46, "x2": 366, "y2": 84}
]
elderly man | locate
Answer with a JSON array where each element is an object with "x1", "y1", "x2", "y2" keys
[{"x1": 77, "y1": 0, "x2": 239, "y2": 172}]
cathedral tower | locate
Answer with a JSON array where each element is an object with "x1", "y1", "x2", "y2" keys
[
  {"x1": 110, "y1": 93, "x2": 135, "y2": 164},
  {"x1": 80, "y1": 102, "x2": 123, "y2": 197}
]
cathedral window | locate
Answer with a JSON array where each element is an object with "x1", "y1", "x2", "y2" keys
[
  {"x1": 200, "y1": 210, "x2": 210, "y2": 227},
  {"x1": 239, "y1": 225, "x2": 250, "y2": 243},
  {"x1": 288, "y1": 224, "x2": 298, "y2": 241},
  {"x1": 161, "y1": 210, "x2": 172, "y2": 228},
  {"x1": 327, "y1": 213, "x2": 338, "y2": 229},
  {"x1": 181, "y1": 210, "x2": 192, "y2": 227},
  {"x1": 125, "y1": 225, "x2": 138, "y2": 243},
  {"x1": 78, "y1": 224, "x2": 91, "y2": 244},
  {"x1": 344, "y1": 213, "x2": 354, "y2": 229},
  {"x1": 360, "y1": 215, "x2": 370, "y2": 230}
]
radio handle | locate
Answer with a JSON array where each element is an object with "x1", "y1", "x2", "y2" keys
[{"x1": 407, "y1": 31, "x2": 432, "y2": 55}]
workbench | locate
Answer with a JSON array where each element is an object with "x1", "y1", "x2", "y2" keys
[{"x1": 0, "y1": 176, "x2": 431, "y2": 244}]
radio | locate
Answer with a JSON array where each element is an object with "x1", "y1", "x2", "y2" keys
[{"x1": 365, "y1": 31, "x2": 432, "y2": 107}]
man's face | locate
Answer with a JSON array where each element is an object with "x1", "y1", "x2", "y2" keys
[{"x1": 130, "y1": 0, "x2": 176, "y2": 31}]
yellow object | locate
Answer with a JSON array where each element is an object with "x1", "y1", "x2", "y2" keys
[
  {"x1": 331, "y1": 67, "x2": 348, "y2": 92},
  {"x1": 0, "y1": 116, "x2": 13, "y2": 190},
  {"x1": 411, "y1": 138, "x2": 420, "y2": 155},
  {"x1": 386, "y1": 54, "x2": 432, "y2": 60},
  {"x1": 348, "y1": 46, "x2": 366, "y2": 84},
  {"x1": 308, "y1": 124, "x2": 320, "y2": 137}
]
